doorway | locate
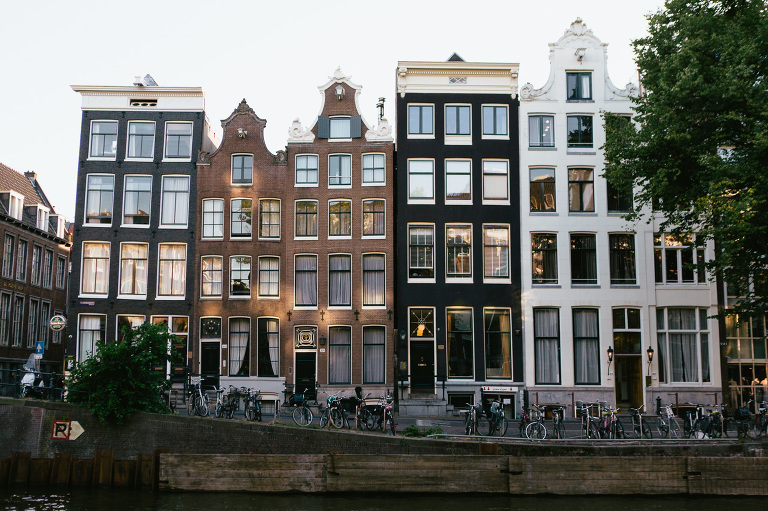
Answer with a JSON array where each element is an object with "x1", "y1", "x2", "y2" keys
[
  {"x1": 200, "y1": 341, "x2": 220, "y2": 389},
  {"x1": 410, "y1": 341, "x2": 434, "y2": 393},
  {"x1": 295, "y1": 352, "x2": 317, "y2": 400},
  {"x1": 615, "y1": 355, "x2": 643, "y2": 408}
]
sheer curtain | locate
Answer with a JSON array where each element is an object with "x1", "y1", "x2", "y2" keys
[
  {"x1": 229, "y1": 318, "x2": 249, "y2": 376},
  {"x1": 329, "y1": 255, "x2": 351, "y2": 306},
  {"x1": 161, "y1": 176, "x2": 189, "y2": 225},
  {"x1": 158, "y1": 245, "x2": 186, "y2": 296},
  {"x1": 363, "y1": 327, "x2": 385, "y2": 384},
  {"x1": 79, "y1": 316, "x2": 103, "y2": 361},
  {"x1": 668, "y1": 309, "x2": 698, "y2": 382},
  {"x1": 363, "y1": 255, "x2": 385, "y2": 306},
  {"x1": 534, "y1": 309, "x2": 560, "y2": 384},
  {"x1": 329, "y1": 327, "x2": 351, "y2": 384},
  {"x1": 573, "y1": 309, "x2": 599, "y2": 384},
  {"x1": 295, "y1": 256, "x2": 317, "y2": 306}
]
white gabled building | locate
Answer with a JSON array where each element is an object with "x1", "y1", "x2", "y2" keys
[{"x1": 519, "y1": 19, "x2": 721, "y2": 416}]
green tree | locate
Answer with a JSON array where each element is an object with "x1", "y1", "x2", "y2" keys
[
  {"x1": 603, "y1": 0, "x2": 768, "y2": 316},
  {"x1": 67, "y1": 322, "x2": 179, "y2": 424}
]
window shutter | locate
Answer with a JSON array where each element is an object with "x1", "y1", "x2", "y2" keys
[
  {"x1": 317, "y1": 116, "x2": 330, "y2": 139},
  {"x1": 350, "y1": 115, "x2": 362, "y2": 138}
]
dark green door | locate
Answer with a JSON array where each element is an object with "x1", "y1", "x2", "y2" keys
[
  {"x1": 295, "y1": 352, "x2": 317, "y2": 400},
  {"x1": 410, "y1": 341, "x2": 434, "y2": 393},
  {"x1": 200, "y1": 341, "x2": 220, "y2": 389}
]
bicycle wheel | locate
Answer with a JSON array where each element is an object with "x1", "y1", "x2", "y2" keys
[
  {"x1": 613, "y1": 418, "x2": 626, "y2": 439},
  {"x1": 656, "y1": 418, "x2": 669, "y2": 438},
  {"x1": 525, "y1": 421, "x2": 547, "y2": 440},
  {"x1": 215, "y1": 402, "x2": 223, "y2": 418},
  {"x1": 366, "y1": 411, "x2": 380, "y2": 431},
  {"x1": 319, "y1": 409, "x2": 330, "y2": 428},
  {"x1": 385, "y1": 411, "x2": 396, "y2": 436},
  {"x1": 669, "y1": 418, "x2": 682, "y2": 439},
  {"x1": 554, "y1": 419, "x2": 565, "y2": 439},
  {"x1": 588, "y1": 420, "x2": 601, "y2": 439},
  {"x1": 359, "y1": 409, "x2": 373, "y2": 431},
  {"x1": 330, "y1": 408, "x2": 344, "y2": 428},
  {"x1": 293, "y1": 406, "x2": 312, "y2": 426},
  {"x1": 746, "y1": 418, "x2": 762, "y2": 439},
  {"x1": 642, "y1": 421, "x2": 653, "y2": 439},
  {"x1": 477, "y1": 415, "x2": 491, "y2": 436},
  {"x1": 499, "y1": 417, "x2": 509, "y2": 437},
  {"x1": 465, "y1": 413, "x2": 473, "y2": 435}
]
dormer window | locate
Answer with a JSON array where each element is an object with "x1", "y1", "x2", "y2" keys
[
  {"x1": 9, "y1": 192, "x2": 23, "y2": 221},
  {"x1": 567, "y1": 72, "x2": 592, "y2": 101},
  {"x1": 330, "y1": 117, "x2": 351, "y2": 139},
  {"x1": 36, "y1": 206, "x2": 50, "y2": 231},
  {"x1": 55, "y1": 215, "x2": 66, "y2": 238},
  {"x1": 317, "y1": 115, "x2": 361, "y2": 140}
]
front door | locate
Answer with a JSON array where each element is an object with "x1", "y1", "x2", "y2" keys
[
  {"x1": 200, "y1": 341, "x2": 220, "y2": 389},
  {"x1": 295, "y1": 352, "x2": 317, "y2": 400},
  {"x1": 615, "y1": 356, "x2": 643, "y2": 408},
  {"x1": 410, "y1": 341, "x2": 434, "y2": 393}
]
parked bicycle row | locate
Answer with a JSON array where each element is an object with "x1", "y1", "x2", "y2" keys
[{"x1": 290, "y1": 385, "x2": 397, "y2": 435}]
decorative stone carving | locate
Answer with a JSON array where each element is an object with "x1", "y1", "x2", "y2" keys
[
  {"x1": 564, "y1": 18, "x2": 593, "y2": 39},
  {"x1": 520, "y1": 82, "x2": 548, "y2": 101},
  {"x1": 197, "y1": 150, "x2": 211, "y2": 164},
  {"x1": 287, "y1": 118, "x2": 314, "y2": 143},
  {"x1": 365, "y1": 117, "x2": 393, "y2": 141},
  {"x1": 274, "y1": 150, "x2": 288, "y2": 165},
  {"x1": 606, "y1": 79, "x2": 641, "y2": 99},
  {"x1": 234, "y1": 98, "x2": 254, "y2": 115}
]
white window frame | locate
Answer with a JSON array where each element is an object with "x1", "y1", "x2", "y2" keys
[
  {"x1": 201, "y1": 198, "x2": 224, "y2": 240},
  {"x1": 407, "y1": 223, "x2": 435, "y2": 283},
  {"x1": 656, "y1": 307, "x2": 712, "y2": 385},
  {"x1": 294, "y1": 200, "x2": 318, "y2": 240},
  {"x1": 125, "y1": 121, "x2": 156, "y2": 161},
  {"x1": 481, "y1": 104, "x2": 509, "y2": 140},
  {"x1": 328, "y1": 116, "x2": 352, "y2": 141},
  {"x1": 528, "y1": 114, "x2": 555, "y2": 148},
  {"x1": 328, "y1": 199, "x2": 352, "y2": 240},
  {"x1": 200, "y1": 255, "x2": 223, "y2": 299},
  {"x1": 258, "y1": 198, "x2": 281, "y2": 241},
  {"x1": 481, "y1": 160, "x2": 510, "y2": 205},
  {"x1": 88, "y1": 120, "x2": 118, "y2": 161},
  {"x1": 361, "y1": 198, "x2": 386, "y2": 239},
  {"x1": 483, "y1": 224, "x2": 511, "y2": 284},
  {"x1": 117, "y1": 242, "x2": 148, "y2": 299},
  {"x1": 362, "y1": 153, "x2": 386, "y2": 186},
  {"x1": 229, "y1": 255, "x2": 252, "y2": 299},
  {"x1": 328, "y1": 253, "x2": 352, "y2": 309},
  {"x1": 156, "y1": 243, "x2": 187, "y2": 300},
  {"x1": 445, "y1": 223, "x2": 472, "y2": 284},
  {"x1": 294, "y1": 254, "x2": 318, "y2": 310},
  {"x1": 444, "y1": 103, "x2": 472, "y2": 145},
  {"x1": 407, "y1": 103, "x2": 435, "y2": 139},
  {"x1": 159, "y1": 175, "x2": 190, "y2": 228},
  {"x1": 295, "y1": 154, "x2": 319, "y2": 187},
  {"x1": 84, "y1": 173, "x2": 115, "y2": 227},
  {"x1": 328, "y1": 154, "x2": 352, "y2": 188},
  {"x1": 79, "y1": 241, "x2": 110, "y2": 297},
  {"x1": 446, "y1": 307, "x2": 474, "y2": 380},
  {"x1": 230, "y1": 198, "x2": 253, "y2": 240},
  {"x1": 445, "y1": 159, "x2": 472, "y2": 204},
  {"x1": 163, "y1": 121, "x2": 193, "y2": 161},
  {"x1": 231, "y1": 153, "x2": 254, "y2": 185},
  {"x1": 8, "y1": 192, "x2": 23, "y2": 221},
  {"x1": 362, "y1": 253, "x2": 386, "y2": 309},
  {"x1": 122, "y1": 175, "x2": 152, "y2": 228},
  {"x1": 407, "y1": 159, "x2": 435, "y2": 205},
  {"x1": 77, "y1": 313, "x2": 106, "y2": 362},
  {"x1": 257, "y1": 255, "x2": 280, "y2": 299}
]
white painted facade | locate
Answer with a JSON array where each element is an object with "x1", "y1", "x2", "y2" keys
[{"x1": 519, "y1": 19, "x2": 721, "y2": 414}]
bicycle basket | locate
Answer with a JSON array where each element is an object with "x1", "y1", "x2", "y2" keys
[
  {"x1": 290, "y1": 393, "x2": 305, "y2": 405},
  {"x1": 735, "y1": 406, "x2": 751, "y2": 420}
]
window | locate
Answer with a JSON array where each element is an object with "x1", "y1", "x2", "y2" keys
[
  {"x1": 202, "y1": 199, "x2": 224, "y2": 239},
  {"x1": 232, "y1": 155, "x2": 253, "y2": 184},
  {"x1": 567, "y1": 72, "x2": 592, "y2": 100},
  {"x1": 151, "y1": 315, "x2": 188, "y2": 378},
  {"x1": 231, "y1": 199, "x2": 252, "y2": 238},
  {"x1": 447, "y1": 308, "x2": 473, "y2": 378},
  {"x1": 295, "y1": 200, "x2": 318, "y2": 238},
  {"x1": 363, "y1": 326, "x2": 385, "y2": 384},
  {"x1": 40, "y1": 301, "x2": 51, "y2": 348},
  {"x1": 362, "y1": 199, "x2": 385, "y2": 237},
  {"x1": 230, "y1": 256, "x2": 251, "y2": 297},
  {"x1": 408, "y1": 160, "x2": 434, "y2": 202},
  {"x1": 229, "y1": 318, "x2": 250, "y2": 376},
  {"x1": 654, "y1": 233, "x2": 705, "y2": 285},
  {"x1": 445, "y1": 160, "x2": 471, "y2": 202},
  {"x1": 445, "y1": 105, "x2": 470, "y2": 135},
  {"x1": 534, "y1": 308, "x2": 560, "y2": 384},
  {"x1": 657, "y1": 308, "x2": 711, "y2": 384},
  {"x1": 0, "y1": 292, "x2": 10, "y2": 347},
  {"x1": 201, "y1": 256, "x2": 222, "y2": 298},
  {"x1": 157, "y1": 244, "x2": 186, "y2": 297},
  {"x1": 410, "y1": 307, "x2": 435, "y2": 340},
  {"x1": 574, "y1": 309, "x2": 600, "y2": 385},
  {"x1": 329, "y1": 200, "x2": 351, "y2": 237},
  {"x1": 257, "y1": 318, "x2": 279, "y2": 377},
  {"x1": 259, "y1": 199, "x2": 280, "y2": 239},
  {"x1": 15, "y1": 239, "x2": 27, "y2": 282},
  {"x1": 329, "y1": 155, "x2": 352, "y2": 186},
  {"x1": 329, "y1": 326, "x2": 352, "y2": 384},
  {"x1": 295, "y1": 255, "x2": 317, "y2": 307},
  {"x1": 81, "y1": 242, "x2": 109, "y2": 295},
  {"x1": 362, "y1": 154, "x2": 385, "y2": 184},
  {"x1": 78, "y1": 315, "x2": 105, "y2": 361},
  {"x1": 529, "y1": 115, "x2": 554, "y2": 147},
  {"x1": 11, "y1": 295, "x2": 23, "y2": 347},
  {"x1": 123, "y1": 175, "x2": 152, "y2": 225},
  {"x1": 485, "y1": 308, "x2": 511, "y2": 379},
  {"x1": 27, "y1": 298, "x2": 39, "y2": 348},
  {"x1": 2, "y1": 234, "x2": 14, "y2": 279},
  {"x1": 127, "y1": 121, "x2": 155, "y2": 159},
  {"x1": 446, "y1": 225, "x2": 471, "y2": 279},
  {"x1": 31, "y1": 245, "x2": 42, "y2": 286},
  {"x1": 532, "y1": 233, "x2": 558, "y2": 284},
  {"x1": 607, "y1": 181, "x2": 633, "y2": 212},
  {"x1": 609, "y1": 234, "x2": 636, "y2": 285},
  {"x1": 568, "y1": 168, "x2": 594, "y2": 212},
  {"x1": 363, "y1": 254, "x2": 385, "y2": 307},
  {"x1": 164, "y1": 122, "x2": 193, "y2": 159},
  {"x1": 409, "y1": 225, "x2": 434, "y2": 279},
  {"x1": 483, "y1": 226, "x2": 510, "y2": 280},
  {"x1": 160, "y1": 176, "x2": 190, "y2": 227},
  {"x1": 567, "y1": 116, "x2": 593, "y2": 148},
  {"x1": 570, "y1": 234, "x2": 597, "y2": 285},
  {"x1": 408, "y1": 104, "x2": 433, "y2": 136},
  {"x1": 201, "y1": 317, "x2": 221, "y2": 340},
  {"x1": 56, "y1": 255, "x2": 67, "y2": 289},
  {"x1": 85, "y1": 175, "x2": 114, "y2": 224},
  {"x1": 329, "y1": 254, "x2": 351, "y2": 307},
  {"x1": 89, "y1": 121, "x2": 118, "y2": 158},
  {"x1": 329, "y1": 117, "x2": 351, "y2": 139},
  {"x1": 258, "y1": 256, "x2": 279, "y2": 298},
  {"x1": 35, "y1": 206, "x2": 49, "y2": 231},
  {"x1": 117, "y1": 315, "x2": 144, "y2": 339},
  {"x1": 482, "y1": 161, "x2": 509, "y2": 202},
  {"x1": 482, "y1": 105, "x2": 508, "y2": 136},
  {"x1": 119, "y1": 243, "x2": 148, "y2": 296},
  {"x1": 723, "y1": 313, "x2": 766, "y2": 405},
  {"x1": 296, "y1": 155, "x2": 318, "y2": 185},
  {"x1": 530, "y1": 168, "x2": 556, "y2": 211},
  {"x1": 9, "y1": 193, "x2": 22, "y2": 221}
]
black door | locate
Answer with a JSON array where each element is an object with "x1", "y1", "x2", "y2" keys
[
  {"x1": 295, "y1": 352, "x2": 317, "y2": 401},
  {"x1": 200, "y1": 341, "x2": 220, "y2": 389},
  {"x1": 410, "y1": 341, "x2": 434, "y2": 393}
]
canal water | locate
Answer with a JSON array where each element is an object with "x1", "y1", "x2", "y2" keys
[{"x1": 1, "y1": 489, "x2": 764, "y2": 511}]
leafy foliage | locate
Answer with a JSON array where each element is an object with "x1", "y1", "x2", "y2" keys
[
  {"x1": 603, "y1": 0, "x2": 768, "y2": 316},
  {"x1": 402, "y1": 424, "x2": 444, "y2": 437},
  {"x1": 67, "y1": 322, "x2": 179, "y2": 424}
]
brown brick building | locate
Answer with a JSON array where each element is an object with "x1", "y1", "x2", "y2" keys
[{"x1": 194, "y1": 69, "x2": 395, "y2": 401}]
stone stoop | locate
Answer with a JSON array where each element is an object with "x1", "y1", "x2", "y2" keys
[{"x1": 398, "y1": 395, "x2": 450, "y2": 417}]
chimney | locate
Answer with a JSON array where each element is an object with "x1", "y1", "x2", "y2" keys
[{"x1": 24, "y1": 171, "x2": 37, "y2": 181}]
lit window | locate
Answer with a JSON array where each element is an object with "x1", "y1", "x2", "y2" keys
[
  {"x1": 529, "y1": 115, "x2": 554, "y2": 147},
  {"x1": 119, "y1": 244, "x2": 148, "y2": 296},
  {"x1": 85, "y1": 175, "x2": 114, "y2": 225},
  {"x1": 157, "y1": 244, "x2": 186, "y2": 297}
]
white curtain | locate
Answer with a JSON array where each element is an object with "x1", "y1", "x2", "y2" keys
[
  {"x1": 363, "y1": 327, "x2": 385, "y2": 384},
  {"x1": 667, "y1": 309, "x2": 698, "y2": 382},
  {"x1": 158, "y1": 245, "x2": 186, "y2": 296},
  {"x1": 79, "y1": 316, "x2": 103, "y2": 361},
  {"x1": 82, "y1": 243, "x2": 109, "y2": 294},
  {"x1": 201, "y1": 257, "x2": 222, "y2": 296},
  {"x1": 363, "y1": 255, "x2": 385, "y2": 306},
  {"x1": 120, "y1": 244, "x2": 147, "y2": 295},
  {"x1": 573, "y1": 309, "x2": 599, "y2": 384},
  {"x1": 534, "y1": 309, "x2": 560, "y2": 384},
  {"x1": 161, "y1": 176, "x2": 189, "y2": 225},
  {"x1": 329, "y1": 327, "x2": 351, "y2": 384},
  {"x1": 229, "y1": 318, "x2": 249, "y2": 376},
  {"x1": 329, "y1": 255, "x2": 351, "y2": 306},
  {"x1": 295, "y1": 256, "x2": 317, "y2": 306}
]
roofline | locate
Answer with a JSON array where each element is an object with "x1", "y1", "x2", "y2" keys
[
  {"x1": 71, "y1": 85, "x2": 204, "y2": 95},
  {"x1": 397, "y1": 61, "x2": 519, "y2": 70}
]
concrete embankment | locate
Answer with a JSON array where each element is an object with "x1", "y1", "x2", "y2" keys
[{"x1": 1, "y1": 398, "x2": 766, "y2": 495}]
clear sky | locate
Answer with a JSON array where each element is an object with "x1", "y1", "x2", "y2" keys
[{"x1": 0, "y1": 0, "x2": 664, "y2": 220}]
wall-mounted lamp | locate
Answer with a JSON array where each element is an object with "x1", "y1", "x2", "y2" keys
[
  {"x1": 376, "y1": 97, "x2": 385, "y2": 120},
  {"x1": 354, "y1": 310, "x2": 360, "y2": 321},
  {"x1": 607, "y1": 346, "x2": 614, "y2": 375},
  {"x1": 575, "y1": 48, "x2": 586, "y2": 61},
  {"x1": 287, "y1": 310, "x2": 292, "y2": 322},
  {"x1": 320, "y1": 310, "x2": 325, "y2": 321},
  {"x1": 335, "y1": 85, "x2": 345, "y2": 101},
  {"x1": 646, "y1": 346, "x2": 654, "y2": 375},
  {"x1": 319, "y1": 335, "x2": 326, "y2": 346}
]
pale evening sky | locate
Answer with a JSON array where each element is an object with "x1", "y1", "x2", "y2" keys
[{"x1": 0, "y1": 0, "x2": 664, "y2": 220}]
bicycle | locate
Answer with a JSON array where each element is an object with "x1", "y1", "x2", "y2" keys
[
  {"x1": 366, "y1": 391, "x2": 396, "y2": 435},
  {"x1": 354, "y1": 392, "x2": 373, "y2": 431},
  {"x1": 656, "y1": 404, "x2": 682, "y2": 439},
  {"x1": 318, "y1": 389, "x2": 343, "y2": 428},
  {"x1": 627, "y1": 404, "x2": 652, "y2": 439},
  {"x1": 462, "y1": 402, "x2": 488, "y2": 436},
  {"x1": 486, "y1": 398, "x2": 508, "y2": 436},
  {"x1": 291, "y1": 391, "x2": 313, "y2": 426},
  {"x1": 187, "y1": 378, "x2": 209, "y2": 417},
  {"x1": 525, "y1": 404, "x2": 547, "y2": 440},
  {"x1": 518, "y1": 406, "x2": 531, "y2": 438},
  {"x1": 551, "y1": 406, "x2": 566, "y2": 439},
  {"x1": 577, "y1": 401, "x2": 601, "y2": 439},
  {"x1": 243, "y1": 388, "x2": 262, "y2": 422}
]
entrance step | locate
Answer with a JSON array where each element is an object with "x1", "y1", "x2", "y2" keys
[{"x1": 398, "y1": 397, "x2": 448, "y2": 417}]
